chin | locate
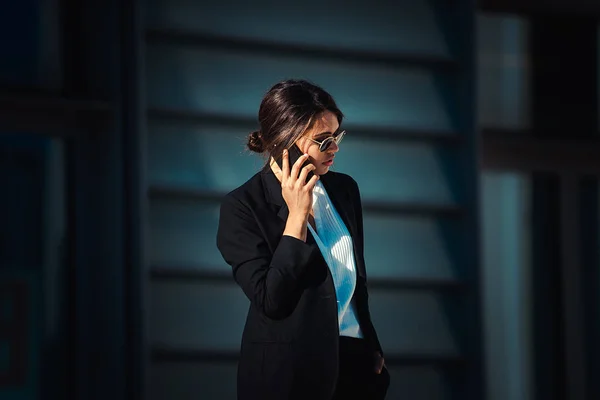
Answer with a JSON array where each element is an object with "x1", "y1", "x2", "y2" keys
[{"x1": 316, "y1": 166, "x2": 330, "y2": 176}]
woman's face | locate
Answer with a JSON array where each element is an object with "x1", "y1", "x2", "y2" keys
[{"x1": 295, "y1": 111, "x2": 341, "y2": 176}]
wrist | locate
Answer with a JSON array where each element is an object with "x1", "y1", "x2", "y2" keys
[
  {"x1": 283, "y1": 211, "x2": 308, "y2": 241},
  {"x1": 288, "y1": 210, "x2": 309, "y2": 223}
]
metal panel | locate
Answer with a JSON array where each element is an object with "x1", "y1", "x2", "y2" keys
[
  {"x1": 149, "y1": 281, "x2": 462, "y2": 356},
  {"x1": 477, "y1": 14, "x2": 531, "y2": 130},
  {"x1": 145, "y1": 0, "x2": 451, "y2": 57},
  {"x1": 145, "y1": 44, "x2": 455, "y2": 131},
  {"x1": 147, "y1": 124, "x2": 461, "y2": 204},
  {"x1": 148, "y1": 197, "x2": 463, "y2": 280}
]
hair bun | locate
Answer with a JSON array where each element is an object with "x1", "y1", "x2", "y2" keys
[{"x1": 246, "y1": 130, "x2": 265, "y2": 153}]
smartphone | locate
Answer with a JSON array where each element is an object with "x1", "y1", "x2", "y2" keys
[{"x1": 275, "y1": 144, "x2": 315, "y2": 183}]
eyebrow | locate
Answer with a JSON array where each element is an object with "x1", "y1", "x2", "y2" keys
[{"x1": 313, "y1": 129, "x2": 340, "y2": 139}]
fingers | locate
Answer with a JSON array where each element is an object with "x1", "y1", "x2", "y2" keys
[
  {"x1": 305, "y1": 173, "x2": 320, "y2": 191},
  {"x1": 289, "y1": 153, "x2": 309, "y2": 181},
  {"x1": 297, "y1": 163, "x2": 317, "y2": 185},
  {"x1": 281, "y1": 149, "x2": 290, "y2": 181},
  {"x1": 374, "y1": 353, "x2": 385, "y2": 374}
]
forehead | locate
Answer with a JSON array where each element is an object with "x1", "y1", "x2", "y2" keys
[{"x1": 307, "y1": 111, "x2": 339, "y2": 138}]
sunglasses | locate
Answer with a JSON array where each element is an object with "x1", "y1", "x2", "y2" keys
[{"x1": 307, "y1": 130, "x2": 346, "y2": 152}]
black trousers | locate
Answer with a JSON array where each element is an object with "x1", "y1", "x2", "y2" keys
[{"x1": 332, "y1": 336, "x2": 390, "y2": 400}]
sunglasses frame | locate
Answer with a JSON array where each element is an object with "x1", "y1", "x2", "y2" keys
[{"x1": 308, "y1": 130, "x2": 346, "y2": 152}]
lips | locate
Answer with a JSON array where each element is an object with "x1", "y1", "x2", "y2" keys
[{"x1": 323, "y1": 158, "x2": 334, "y2": 166}]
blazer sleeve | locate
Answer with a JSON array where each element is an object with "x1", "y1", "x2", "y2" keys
[
  {"x1": 349, "y1": 177, "x2": 384, "y2": 355},
  {"x1": 216, "y1": 193, "x2": 322, "y2": 320}
]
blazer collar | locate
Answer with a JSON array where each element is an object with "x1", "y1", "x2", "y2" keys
[{"x1": 260, "y1": 167, "x2": 288, "y2": 221}]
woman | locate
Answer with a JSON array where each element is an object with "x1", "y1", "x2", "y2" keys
[{"x1": 216, "y1": 79, "x2": 389, "y2": 400}]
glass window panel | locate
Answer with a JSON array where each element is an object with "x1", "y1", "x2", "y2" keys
[
  {"x1": 337, "y1": 139, "x2": 456, "y2": 205},
  {"x1": 149, "y1": 198, "x2": 460, "y2": 280},
  {"x1": 0, "y1": 0, "x2": 62, "y2": 89},
  {"x1": 146, "y1": 44, "x2": 454, "y2": 131},
  {"x1": 148, "y1": 362, "x2": 237, "y2": 400},
  {"x1": 148, "y1": 362, "x2": 450, "y2": 400},
  {"x1": 147, "y1": 124, "x2": 264, "y2": 193},
  {"x1": 148, "y1": 125, "x2": 458, "y2": 204},
  {"x1": 369, "y1": 289, "x2": 460, "y2": 356},
  {"x1": 0, "y1": 133, "x2": 68, "y2": 400},
  {"x1": 145, "y1": 0, "x2": 450, "y2": 57},
  {"x1": 481, "y1": 171, "x2": 533, "y2": 400},
  {"x1": 477, "y1": 14, "x2": 531, "y2": 130},
  {"x1": 386, "y1": 366, "x2": 450, "y2": 400},
  {"x1": 150, "y1": 281, "x2": 460, "y2": 355},
  {"x1": 149, "y1": 282, "x2": 247, "y2": 352},
  {"x1": 364, "y1": 215, "x2": 459, "y2": 280},
  {"x1": 148, "y1": 198, "x2": 223, "y2": 269},
  {"x1": 0, "y1": 134, "x2": 46, "y2": 269}
]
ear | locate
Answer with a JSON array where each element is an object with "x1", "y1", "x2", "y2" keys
[{"x1": 295, "y1": 137, "x2": 309, "y2": 154}]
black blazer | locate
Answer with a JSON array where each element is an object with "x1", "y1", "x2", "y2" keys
[{"x1": 216, "y1": 167, "x2": 383, "y2": 400}]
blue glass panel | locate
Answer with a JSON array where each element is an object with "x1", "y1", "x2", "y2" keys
[
  {"x1": 146, "y1": 44, "x2": 454, "y2": 131},
  {"x1": 148, "y1": 125, "x2": 457, "y2": 205},
  {"x1": 369, "y1": 289, "x2": 460, "y2": 355},
  {"x1": 336, "y1": 138, "x2": 456, "y2": 205},
  {"x1": 387, "y1": 366, "x2": 450, "y2": 400},
  {"x1": 364, "y1": 214, "x2": 458, "y2": 280},
  {"x1": 481, "y1": 172, "x2": 532, "y2": 400},
  {"x1": 149, "y1": 362, "x2": 450, "y2": 400},
  {"x1": 149, "y1": 363, "x2": 237, "y2": 400},
  {"x1": 149, "y1": 198, "x2": 458, "y2": 280},
  {"x1": 147, "y1": 124, "x2": 263, "y2": 194},
  {"x1": 0, "y1": 133, "x2": 47, "y2": 270},
  {"x1": 148, "y1": 199, "x2": 223, "y2": 269},
  {"x1": 150, "y1": 282, "x2": 459, "y2": 355},
  {"x1": 149, "y1": 282, "x2": 247, "y2": 352},
  {"x1": 477, "y1": 14, "x2": 530, "y2": 129},
  {"x1": 145, "y1": 0, "x2": 449, "y2": 57}
]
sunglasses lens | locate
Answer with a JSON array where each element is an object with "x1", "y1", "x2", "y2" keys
[
  {"x1": 320, "y1": 137, "x2": 334, "y2": 152},
  {"x1": 318, "y1": 131, "x2": 346, "y2": 152},
  {"x1": 336, "y1": 130, "x2": 345, "y2": 145}
]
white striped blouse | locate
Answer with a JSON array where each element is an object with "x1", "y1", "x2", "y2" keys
[{"x1": 307, "y1": 180, "x2": 363, "y2": 338}]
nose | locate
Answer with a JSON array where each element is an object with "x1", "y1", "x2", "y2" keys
[{"x1": 328, "y1": 140, "x2": 340, "y2": 153}]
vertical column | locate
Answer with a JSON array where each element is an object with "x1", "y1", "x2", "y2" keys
[
  {"x1": 450, "y1": 1, "x2": 486, "y2": 399},
  {"x1": 579, "y1": 177, "x2": 600, "y2": 400},
  {"x1": 64, "y1": 1, "x2": 128, "y2": 400},
  {"x1": 530, "y1": 175, "x2": 564, "y2": 400},
  {"x1": 118, "y1": 0, "x2": 148, "y2": 398},
  {"x1": 559, "y1": 174, "x2": 586, "y2": 400}
]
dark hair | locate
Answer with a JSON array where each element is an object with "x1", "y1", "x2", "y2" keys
[{"x1": 246, "y1": 79, "x2": 343, "y2": 163}]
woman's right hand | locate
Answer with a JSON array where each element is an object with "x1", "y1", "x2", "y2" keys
[
  {"x1": 281, "y1": 149, "x2": 319, "y2": 217},
  {"x1": 280, "y1": 149, "x2": 319, "y2": 241}
]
